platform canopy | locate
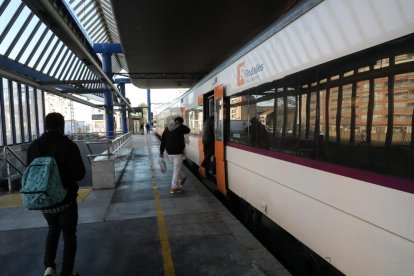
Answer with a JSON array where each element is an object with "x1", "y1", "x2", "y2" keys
[{"x1": 0, "y1": 0, "x2": 304, "y2": 103}]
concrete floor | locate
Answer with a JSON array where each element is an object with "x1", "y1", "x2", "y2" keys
[{"x1": 0, "y1": 134, "x2": 290, "y2": 276}]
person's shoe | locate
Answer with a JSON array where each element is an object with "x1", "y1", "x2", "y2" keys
[
  {"x1": 180, "y1": 176, "x2": 187, "y2": 186},
  {"x1": 44, "y1": 267, "x2": 57, "y2": 276},
  {"x1": 170, "y1": 187, "x2": 183, "y2": 194}
]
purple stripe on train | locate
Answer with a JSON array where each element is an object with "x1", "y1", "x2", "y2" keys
[{"x1": 227, "y1": 142, "x2": 414, "y2": 195}]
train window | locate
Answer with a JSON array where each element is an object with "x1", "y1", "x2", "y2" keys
[
  {"x1": 393, "y1": 72, "x2": 413, "y2": 146},
  {"x1": 374, "y1": 58, "x2": 389, "y2": 69},
  {"x1": 344, "y1": 70, "x2": 354, "y2": 77},
  {"x1": 395, "y1": 53, "x2": 414, "y2": 64},
  {"x1": 226, "y1": 35, "x2": 414, "y2": 181},
  {"x1": 355, "y1": 80, "x2": 370, "y2": 144},
  {"x1": 340, "y1": 84, "x2": 353, "y2": 144},
  {"x1": 371, "y1": 77, "x2": 388, "y2": 145},
  {"x1": 185, "y1": 106, "x2": 203, "y2": 135},
  {"x1": 319, "y1": 89, "x2": 327, "y2": 138},
  {"x1": 215, "y1": 97, "x2": 224, "y2": 141},
  {"x1": 328, "y1": 87, "x2": 339, "y2": 142},
  {"x1": 331, "y1": 75, "x2": 340, "y2": 81},
  {"x1": 309, "y1": 92, "x2": 318, "y2": 139},
  {"x1": 229, "y1": 95, "x2": 249, "y2": 145}
]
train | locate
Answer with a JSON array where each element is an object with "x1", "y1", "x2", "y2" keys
[{"x1": 155, "y1": 0, "x2": 414, "y2": 275}]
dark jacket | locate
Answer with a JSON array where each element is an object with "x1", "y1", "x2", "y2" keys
[
  {"x1": 160, "y1": 122, "x2": 190, "y2": 155},
  {"x1": 27, "y1": 131, "x2": 86, "y2": 203}
]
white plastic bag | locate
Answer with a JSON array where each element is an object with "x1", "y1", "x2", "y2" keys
[{"x1": 154, "y1": 157, "x2": 167, "y2": 173}]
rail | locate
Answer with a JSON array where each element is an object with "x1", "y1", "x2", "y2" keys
[
  {"x1": 2, "y1": 146, "x2": 27, "y2": 192},
  {"x1": 85, "y1": 131, "x2": 132, "y2": 161}
]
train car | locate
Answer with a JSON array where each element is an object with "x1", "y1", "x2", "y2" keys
[{"x1": 155, "y1": 0, "x2": 414, "y2": 275}]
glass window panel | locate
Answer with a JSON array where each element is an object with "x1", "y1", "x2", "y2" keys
[
  {"x1": 12, "y1": 82, "x2": 21, "y2": 143},
  {"x1": 300, "y1": 93, "x2": 307, "y2": 139},
  {"x1": 374, "y1": 58, "x2": 390, "y2": 69},
  {"x1": 328, "y1": 87, "x2": 339, "y2": 142},
  {"x1": 340, "y1": 84, "x2": 353, "y2": 143},
  {"x1": 319, "y1": 89, "x2": 326, "y2": 137},
  {"x1": 3, "y1": 79, "x2": 12, "y2": 144},
  {"x1": 214, "y1": 97, "x2": 223, "y2": 141},
  {"x1": 286, "y1": 94, "x2": 297, "y2": 138},
  {"x1": 371, "y1": 77, "x2": 388, "y2": 145},
  {"x1": 229, "y1": 95, "x2": 249, "y2": 145},
  {"x1": 309, "y1": 92, "x2": 317, "y2": 138},
  {"x1": 393, "y1": 72, "x2": 413, "y2": 146},
  {"x1": 28, "y1": 87, "x2": 38, "y2": 139},
  {"x1": 37, "y1": 91, "x2": 44, "y2": 133},
  {"x1": 248, "y1": 89, "x2": 273, "y2": 149},
  {"x1": 395, "y1": 53, "x2": 414, "y2": 65},
  {"x1": 355, "y1": 80, "x2": 370, "y2": 143},
  {"x1": 275, "y1": 97, "x2": 283, "y2": 137},
  {"x1": 21, "y1": 85, "x2": 29, "y2": 142}
]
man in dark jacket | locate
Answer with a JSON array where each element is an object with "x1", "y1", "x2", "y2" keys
[
  {"x1": 160, "y1": 116, "x2": 190, "y2": 193},
  {"x1": 27, "y1": 112, "x2": 85, "y2": 276}
]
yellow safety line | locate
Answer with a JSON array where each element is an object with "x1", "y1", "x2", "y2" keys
[
  {"x1": 151, "y1": 172, "x2": 176, "y2": 276},
  {"x1": 0, "y1": 188, "x2": 92, "y2": 208}
]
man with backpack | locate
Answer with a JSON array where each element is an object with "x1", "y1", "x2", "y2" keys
[
  {"x1": 26, "y1": 112, "x2": 85, "y2": 276},
  {"x1": 159, "y1": 116, "x2": 190, "y2": 193}
]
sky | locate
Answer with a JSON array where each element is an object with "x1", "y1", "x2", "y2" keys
[{"x1": 124, "y1": 84, "x2": 188, "y2": 114}]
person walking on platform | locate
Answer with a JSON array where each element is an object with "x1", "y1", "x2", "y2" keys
[
  {"x1": 145, "y1": 122, "x2": 151, "y2": 134},
  {"x1": 27, "y1": 113, "x2": 85, "y2": 276},
  {"x1": 160, "y1": 116, "x2": 190, "y2": 193}
]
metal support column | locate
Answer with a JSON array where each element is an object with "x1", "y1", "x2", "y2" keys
[
  {"x1": 147, "y1": 89, "x2": 151, "y2": 124},
  {"x1": 94, "y1": 43, "x2": 123, "y2": 140},
  {"x1": 102, "y1": 53, "x2": 114, "y2": 139},
  {"x1": 118, "y1": 83, "x2": 128, "y2": 134}
]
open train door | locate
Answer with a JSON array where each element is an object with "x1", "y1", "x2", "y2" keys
[{"x1": 214, "y1": 85, "x2": 227, "y2": 196}]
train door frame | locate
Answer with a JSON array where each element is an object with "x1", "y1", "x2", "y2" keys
[
  {"x1": 213, "y1": 85, "x2": 227, "y2": 195},
  {"x1": 198, "y1": 92, "x2": 214, "y2": 178}
]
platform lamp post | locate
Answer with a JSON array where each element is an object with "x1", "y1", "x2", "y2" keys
[{"x1": 93, "y1": 43, "x2": 123, "y2": 140}]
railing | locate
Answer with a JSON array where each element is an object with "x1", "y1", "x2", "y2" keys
[
  {"x1": 2, "y1": 146, "x2": 27, "y2": 192},
  {"x1": 0, "y1": 132, "x2": 132, "y2": 192},
  {"x1": 85, "y1": 131, "x2": 132, "y2": 162}
]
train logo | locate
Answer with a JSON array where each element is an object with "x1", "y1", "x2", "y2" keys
[
  {"x1": 237, "y1": 62, "x2": 245, "y2": 86},
  {"x1": 237, "y1": 61, "x2": 264, "y2": 87}
]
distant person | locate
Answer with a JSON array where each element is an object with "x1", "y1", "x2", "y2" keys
[
  {"x1": 27, "y1": 113, "x2": 85, "y2": 276},
  {"x1": 160, "y1": 117, "x2": 190, "y2": 193},
  {"x1": 145, "y1": 122, "x2": 151, "y2": 134},
  {"x1": 201, "y1": 115, "x2": 215, "y2": 174},
  {"x1": 246, "y1": 117, "x2": 269, "y2": 149},
  {"x1": 140, "y1": 122, "x2": 144, "y2": 135}
]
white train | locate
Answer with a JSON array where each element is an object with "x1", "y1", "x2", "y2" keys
[{"x1": 155, "y1": 0, "x2": 414, "y2": 275}]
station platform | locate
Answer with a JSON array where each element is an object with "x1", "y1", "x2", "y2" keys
[{"x1": 0, "y1": 134, "x2": 290, "y2": 276}]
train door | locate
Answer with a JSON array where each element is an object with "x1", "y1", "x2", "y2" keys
[
  {"x1": 199, "y1": 85, "x2": 227, "y2": 196},
  {"x1": 213, "y1": 85, "x2": 227, "y2": 195}
]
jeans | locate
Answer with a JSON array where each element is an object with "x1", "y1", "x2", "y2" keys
[
  {"x1": 168, "y1": 154, "x2": 185, "y2": 189},
  {"x1": 43, "y1": 202, "x2": 78, "y2": 276}
]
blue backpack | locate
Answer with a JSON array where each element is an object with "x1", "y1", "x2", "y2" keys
[{"x1": 21, "y1": 157, "x2": 67, "y2": 210}]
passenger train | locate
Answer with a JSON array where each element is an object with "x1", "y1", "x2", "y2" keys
[{"x1": 155, "y1": 0, "x2": 414, "y2": 275}]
